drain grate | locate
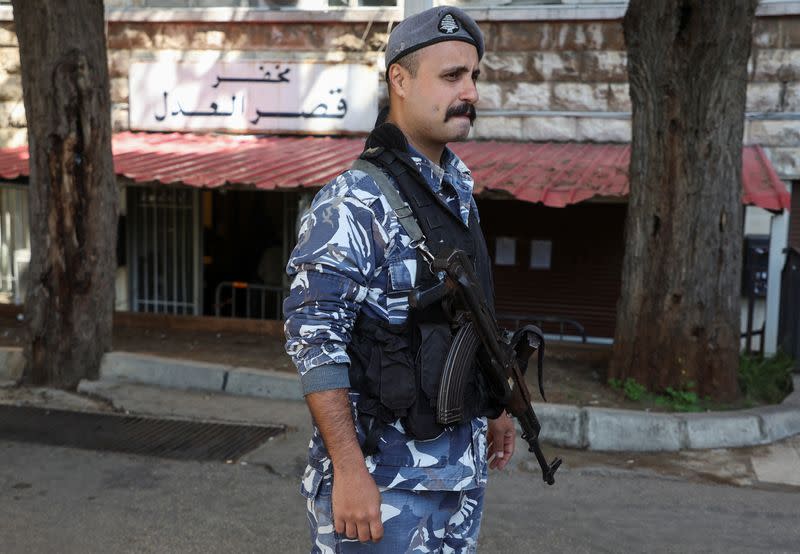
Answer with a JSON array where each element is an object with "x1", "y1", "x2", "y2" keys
[{"x1": 0, "y1": 405, "x2": 285, "y2": 462}]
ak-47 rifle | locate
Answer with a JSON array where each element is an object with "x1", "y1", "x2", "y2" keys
[{"x1": 410, "y1": 246, "x2": 562, "y2": 485}]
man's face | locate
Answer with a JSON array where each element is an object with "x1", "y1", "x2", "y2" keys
[{"x1": 399, "y1": 40, "x2": 480, "y2": 146}]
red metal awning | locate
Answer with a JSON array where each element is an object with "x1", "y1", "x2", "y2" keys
[{"x1": 0, "y1": 131, "x2": 791, "y2": 211}]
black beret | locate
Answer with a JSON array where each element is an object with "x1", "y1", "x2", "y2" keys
[{"x1": 385, "y1": 6, "x2": 484, "y2": 78}]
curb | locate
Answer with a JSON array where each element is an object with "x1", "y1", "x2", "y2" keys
[
  {"x1": 102, "y1": 351, "x2": 800, "y2": 452},
  {"x1": 99, "y1": 351, "x2": 303, "y2": 401},
  {"x1": 3, "y1": 348, "x2": 799, "y2": 452},
  {"x1": 535, "y1": 375, "x2": 800, "y2": 452}
]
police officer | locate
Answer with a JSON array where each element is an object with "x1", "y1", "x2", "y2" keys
[{"x1": 284, "y1": 6, "x2": 515, "y2": 552}]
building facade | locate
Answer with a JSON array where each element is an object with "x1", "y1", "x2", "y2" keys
[{"x1": 0, "y1": 1, "x2": 796, "y2": 352}]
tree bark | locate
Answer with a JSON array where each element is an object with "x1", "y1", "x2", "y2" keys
[
  {"x1": 12, "y1": 0, "x2": 117, "y2": 388},
  {"x1": 610, "y1": 0, "x2": 758, "y2": 402}
]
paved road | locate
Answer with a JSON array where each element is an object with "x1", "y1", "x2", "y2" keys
[
  {"x1": 0, "y1": 438, "x2": 798, "y2": 554},
  {"x1": 1, "y1": 383, "x2": 799, "y2": 553}
]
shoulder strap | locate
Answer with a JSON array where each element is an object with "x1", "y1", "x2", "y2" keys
[{"x1": 351, "y1": 158, "x2": 427, "y2": 248}]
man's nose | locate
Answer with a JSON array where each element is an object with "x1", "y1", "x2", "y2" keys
[{"x1": 460, "y1": 76, "x2": 479, "y2": 104}]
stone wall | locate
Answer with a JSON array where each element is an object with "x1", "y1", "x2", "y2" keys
[
  {"x1": 0, "y1": 12, "x2": 798, "y2": 177},
  {"x1": 0, "y1": 21, "x2": 22, "y2": 147},
  {"x1": 745, "y1": 16, "x2": 800, "y2": 179},
  {"x1": 472, "y1": 20, "x2": 631, "y2": 142}
]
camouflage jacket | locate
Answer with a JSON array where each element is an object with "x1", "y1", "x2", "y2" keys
[{"x1": 284, "y1": 144, "x2": 489, "y2": 496}]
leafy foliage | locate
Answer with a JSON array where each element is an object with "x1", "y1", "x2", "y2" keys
[
  {"x1": 607, "y1": 353, "x2": 796, "y2": 412},
  {"x1": 739, "y1": 352, "x2": 795, "y2": 405},
  {"x1": 654, "y1": 383, "x2": 701, "y2": 412},
  {"x1": 608, "y1": 377, "x2": 647, "y2": 402}
]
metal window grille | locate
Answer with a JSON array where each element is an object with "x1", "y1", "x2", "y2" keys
[
  {"x1": 0, "y1": 185, "x2": 31, "y2": 305},
  {"x1": 127, "y1": 185, "x2": 200, "y2": 315}
]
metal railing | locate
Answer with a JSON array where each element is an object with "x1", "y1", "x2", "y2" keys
[
  {"x1": 496, "y1": 312, "x2": 587, "y2": 343},
  {"x1": 741, "y1": 263, "x2": 767, "y2": 356},
  {"x1": 741, "y1": 307, "x2": 766, "y2": 357},
  {"x1": 214, "y1": 281, "x2": 286, "y2": 320},
  {"x1": 0, "y1": 186, "x2": 30, "y2": 304},
  {"x1": 128, "y1": 186, "x2": 200, "y2": 315}
]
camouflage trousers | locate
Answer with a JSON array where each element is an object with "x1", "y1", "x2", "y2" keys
[{"x1": 306, "y1": 480, "x2": 485, "y2": 553}]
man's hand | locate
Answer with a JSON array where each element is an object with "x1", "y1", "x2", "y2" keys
[
  {"x1": 487, "y1": 412, "x2": 516, "y2": 470},
  {"x1": 332, "y1": 466, "x2": 384, "y2": 543},
  {"x1": 305, "y1": 389, "x2": 384, "y2": 543}
]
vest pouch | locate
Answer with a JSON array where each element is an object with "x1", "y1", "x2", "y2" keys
[
  {"x1": 347, "y1": 332, "x2": 381, "y2": 400},
  {"x1": 373, "y1": 327, "x2": 416, "y2": 413},
  {"x1": 418, "y1": 322, "x2": 452, "y2": 404},
  {"x1": 401, "y1": 322, "x2": 452, "y2": 441}
]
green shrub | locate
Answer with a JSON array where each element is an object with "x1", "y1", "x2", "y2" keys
[
  {"x1": 608, "y1": 377, "x2": 647, "y2": 401},
  {"x1": 623, "y1": 378, "x2": 647, "y2": 401},
  {"x1": 656, "y1": 383, "x2": 701, "y2": 412},
  {"x1": 739, "y1": 352, "x2": 795, "y2": 405}
]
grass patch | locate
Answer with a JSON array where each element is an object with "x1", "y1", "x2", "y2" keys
[
  {"x1": 654, "y1": 385, "x2": 702, "y2": 412},
  {"x1": 608, "y1": 377, "x2": 646, "y2": 401},
  {"x1": 607, "y1": 378, "x2": 707, "y2": 412},
  {"x1": 607, "y1": 352, "x2": 795, "y2": 412}
]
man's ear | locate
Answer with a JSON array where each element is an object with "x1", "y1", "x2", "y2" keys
[{"x1": 388, "y1": 64, "x2": 409, "y2": 99}]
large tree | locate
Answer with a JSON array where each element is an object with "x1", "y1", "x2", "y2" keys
[
  {"x1": 12, "y1": 0, "x2": 117, "y2": 388},
  {"x1": 610, "y1": 0, "x2": 759, "y2": 402}
]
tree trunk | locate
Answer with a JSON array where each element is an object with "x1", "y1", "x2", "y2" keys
[
  {"x1": 610, "y1": 0, "x2": 758, "y2": 402},
  {"x1": 12, "y1": 0, "x2": 117, "y2": 388}
]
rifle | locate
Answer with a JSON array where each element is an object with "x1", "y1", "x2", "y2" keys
[{"x1": 410, "y1": 246, "x2": 562, "y2": 485}]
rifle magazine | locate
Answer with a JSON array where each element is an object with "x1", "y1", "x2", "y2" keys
[{"x1": 436, "y1": 321, "x2": 481, "y2": 426}]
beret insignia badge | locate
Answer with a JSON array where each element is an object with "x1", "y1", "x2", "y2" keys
[{"x1": 438, "y1": 14, "x2": 460, "y2": 34}]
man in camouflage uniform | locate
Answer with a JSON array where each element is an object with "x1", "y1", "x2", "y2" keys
[{"x1": 284, "y1": 6, "x2": 516, "y2": 552}]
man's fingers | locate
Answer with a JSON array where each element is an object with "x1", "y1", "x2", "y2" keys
[
  {"x1": 496, "y1": 427, "x2": 516, "y2": 469},
  {"x1": 370, "y1": 518, "x2": 384, "y2": 543},
  {"x1": 506, "y1": 429, "x2": 516, "y2": 458},
  {"x1": 494, "y1": 454, "x2": 507, "y2": 470},
  {"x1": 487, "y1": 415, "x2": 517, "y2": 470},
  {"x1": 356, "y1": 519, "x2": 372, "y2": 543},
  {"x1": 345, "y1": 520, "x2": 358, "y2": 540},
  {"x1": 334, "y1": 515, "x2": 345, "y2": 536}
]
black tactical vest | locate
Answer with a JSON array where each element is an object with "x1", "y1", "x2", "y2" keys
[{"x1": 346, "y1": 124, "x2": 503, "y2": 450}]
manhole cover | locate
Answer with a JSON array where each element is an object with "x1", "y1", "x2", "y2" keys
[{"x1": 0, "y1": 405, "x2": 284, "y2": 462}]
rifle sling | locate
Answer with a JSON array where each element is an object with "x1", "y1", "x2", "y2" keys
[{"x1": 351, "y1": 159, "x2": 427, "y2": 247}]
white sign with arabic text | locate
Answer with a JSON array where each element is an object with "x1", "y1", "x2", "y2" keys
[{"x1": 129, "y1": 61, "x2": 378, "y2": 134}]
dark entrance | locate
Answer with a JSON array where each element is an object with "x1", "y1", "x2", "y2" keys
[{"x1": 202, "y1": 189, "x2": 299, "y2": 319}]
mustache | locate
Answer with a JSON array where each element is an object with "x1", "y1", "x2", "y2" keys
[{"x1": 444, "y1": 103, "x2": 477, "y2": 123}]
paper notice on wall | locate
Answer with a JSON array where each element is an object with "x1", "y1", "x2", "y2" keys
[
  {"x1": 530, "y1": 239, "x2": 552, "y2": 270},
  {"x1": 495, "y1": 237, "x2": 516, "y2": 266}
]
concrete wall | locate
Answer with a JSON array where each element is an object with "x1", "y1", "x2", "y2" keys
[{"x1": 0, "y1": 6, "x2": 798, "y2": 179}]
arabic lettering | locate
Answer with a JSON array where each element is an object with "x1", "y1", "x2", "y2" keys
[
  {"x1": 151, "y1": 63, "x2": 351, "y2": 127},
  {"x1": 250, "y1": 88, "x2": 348, "y2": 125},
  {"x1": 170, "y1": 95, "x2": 238, "y2": 117},
  {"x1": 212, "y1": 64, "x2": 291, "y2": 88},
  {"x1": 154, "y1": 91, "x2": 169, "y2": 122}
]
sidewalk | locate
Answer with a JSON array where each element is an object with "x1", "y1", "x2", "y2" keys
[
  {"x1": 0, "y1": 349, "x2": 800, "y2": 452},
  {"x1": 2, "y1": 346, "x2": 799, "y2": 452}
]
